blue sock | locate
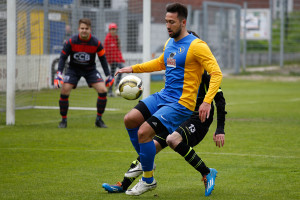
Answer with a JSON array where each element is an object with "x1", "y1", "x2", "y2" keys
[
  {"x1": 126, "y1": 127, "x2": 140, "y2": 154},
  {"x1": 140, "y1": 140, "x2": 156, "y2": 184}
]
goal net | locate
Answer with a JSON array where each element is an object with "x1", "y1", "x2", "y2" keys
[
  {"x1": 1, "y1": 0, "x2": 161, "y2": 125},
  {"x1": 1, "y1": 0, "x2": 252, "y2": 125}
]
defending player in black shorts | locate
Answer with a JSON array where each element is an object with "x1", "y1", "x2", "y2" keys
[
  {"x1": 54, "y1": 18, "x2": 114, "y2": 128},
  {"x1": 102, "y1": 70, "x2": 227, "y2": 194}
]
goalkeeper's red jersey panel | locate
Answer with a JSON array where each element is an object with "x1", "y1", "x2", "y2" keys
[{"x1": 58, "y1": 34, "x2": 105, "y2": 72}]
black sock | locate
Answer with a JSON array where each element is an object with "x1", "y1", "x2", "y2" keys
[
  {"x1": 121, "y1": 177, "x2": 136, "y2": 190},
  {"x1": 59, "y1": 94, "x2": 69, "y2": 119},
  {"x1": 174, "y1": 142, "x2": 210, "y2": 176},
  {"x1": 97, "y1": 93, "x2": 107, "y2": 117}
]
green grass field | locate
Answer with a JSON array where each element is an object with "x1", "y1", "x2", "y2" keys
[{"x1": 0, "y1": 77, "x2": 299, "y2": 200}]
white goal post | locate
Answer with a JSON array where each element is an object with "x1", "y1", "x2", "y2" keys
[
  {"x1": 142, "y1": 0, "x2": 151, "y2": 98},
  {"x1": 6, "y1": 0, "x2": 16, "y2": 125}
]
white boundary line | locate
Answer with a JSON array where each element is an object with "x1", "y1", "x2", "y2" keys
[
  {"x1": 11, "y1": 98, "x2": 299, "y2": 111},
  {"x1": 0, "y1": 147, "x2": 297, "y2": 159},
  {"x1": 227, "y1": 98, "x2": 300, "y2": 106},
  {"x1": 33, "y1": 106, "x2": 119, "y2": 111}
]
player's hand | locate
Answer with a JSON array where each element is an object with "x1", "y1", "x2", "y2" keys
[
  {"x1": 54, "y1": 71, "x2": 64, "y2": 88},
  {"x1": 213, "y1": 133, "x2": 225, "y2": 148},
  {"x1": 105, "y1": 75, "x2": 115, "y2": 87},
  {"x1": 199, "y1": 102, "x2": 211, "y2": 122},
  {"x1": 115, "y1": 66, "x2": 133, "y2": 76}
]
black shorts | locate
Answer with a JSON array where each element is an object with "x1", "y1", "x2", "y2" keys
[
  {"x1": 63, "y1": 68, "x2": 103, "y2": 88},
  {"x1": 153, "y1": 115, "x2": 211, "y2": 149},
  {"x1": 175, "y1": 115, "x2": 211, "y2": 147}
]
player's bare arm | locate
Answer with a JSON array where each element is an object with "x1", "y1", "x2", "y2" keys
[{"x1": 115, "y1": 66, "x2": 133, "y2": 76}]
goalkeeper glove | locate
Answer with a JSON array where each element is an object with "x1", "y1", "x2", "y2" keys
[
  {"x1": 54, "y1": 71, "x2": 64, "y2": 88},
  {"x1": 105, "y1": 75, "x2": 115, "y2": 87}
]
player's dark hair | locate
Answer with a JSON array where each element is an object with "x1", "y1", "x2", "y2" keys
[
  {"x1": 166, "y1": 2, "x2": 188, "y2": 20},
  {"x1": 188, "y1": 30, "x2": 200, "y2": 38},
  {"x1": 78, "y1": 18, "x2": 91, "y2": 27}
]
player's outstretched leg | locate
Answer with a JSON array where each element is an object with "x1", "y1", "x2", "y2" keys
[
  {"x1": 202, "y1": 168, "x2": 217, "y2": 196},
  {"x1": 125, "y1": 179, "x2": 157, "y2": 196}
]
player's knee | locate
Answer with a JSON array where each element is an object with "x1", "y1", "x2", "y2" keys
[
  {"x1": 97, "y1": 87, "x2": 107, "y2": 93},
  {"x1": 124, "y1": 113, "x2": 134, "y2": 128},
  {"x1": 124, "y1": 112, "x2": 140, "y2": 129},
  {"x1": 124, "y1": 109, "x2": 144, "y2": 129},
  {"x1": 166, "y1": 133, "x2": 181, "y2": 150},
  {"x1": 137, "y1": 128, "x2": 152, "y2": 143},
  {"x1": 166, "y1": 135, "x2": 175, "y2": 149},
  {"x1": 61, "y1": 90, "x2": 71, "y2": 96}
]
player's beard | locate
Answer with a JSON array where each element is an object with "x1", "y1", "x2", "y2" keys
[{"x1": 169, "y1": 26, "x2": 182, "y2": 39}]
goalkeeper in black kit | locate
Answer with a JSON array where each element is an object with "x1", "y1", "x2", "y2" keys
[
  {"x1": 54, "y1": 18, "x2": 114, "y2": 128},
  {"x1": 102, "y1": 70, "x2": 227, "y2": 196}
]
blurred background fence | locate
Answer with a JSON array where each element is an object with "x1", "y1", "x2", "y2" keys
[{"x1": 1, "y1": 0, "x2": 300, "y2": 124}]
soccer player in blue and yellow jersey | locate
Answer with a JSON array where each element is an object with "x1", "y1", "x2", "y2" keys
[
  {"x1": 103, "y1": 70, "x2": 226, "y2": 196},
  {"x1": 54, "y1": 18, "x2": 114, "y2": 128},
  {"x1": 114, "y1": 3, "x2": 222, "y2": 196}
]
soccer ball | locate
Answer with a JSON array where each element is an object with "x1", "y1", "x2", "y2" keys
[{"x1": 118, "y1": 75, "x2": 143, "y2": 100}]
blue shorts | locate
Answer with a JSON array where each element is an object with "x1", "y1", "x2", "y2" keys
[{"x1": 142, "y1": 92, "x2": 193, "y2": 134}]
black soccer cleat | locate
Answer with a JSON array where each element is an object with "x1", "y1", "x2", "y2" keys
[
  {"x1": 95, "y1": 118, "x2": 108, "y2": 128},
  {"x1": 58, "y1": 121, "x2": 67, "y2": 128}
]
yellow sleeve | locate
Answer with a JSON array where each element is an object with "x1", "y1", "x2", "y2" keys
[
  {"x1": 193, "y1": 40, "x2": 223, "y2": 104},
  {"x1": 132, "y1": 38, "x2": 170, "y2": 73},
  {"x1": 132, "y1": 53, "x2": 165, "y2": 73}
]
